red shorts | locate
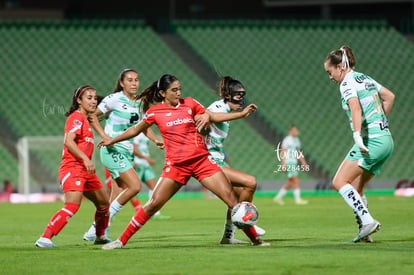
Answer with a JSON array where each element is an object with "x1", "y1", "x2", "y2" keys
[
  {"x1": 161, "y1": 154, "x2": 221, "y2": 185},
  {"x1": 104, "y1": 167, "x2": 112, "y2": 188},
  {"x1": 59, "y1": 165, "x2": 103, "y2": 193}
]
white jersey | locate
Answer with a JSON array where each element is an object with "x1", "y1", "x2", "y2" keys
[
  {"x1": 133, "y1": 133, "x2": 150, "y2": 167},
  {"x1": 98, "y1": 91, "x2": 142, "y2": 154},
  {"x1": 205, "y1": 99, "x2": 230, "y2": 161},
  {"x1": 281, "y1": 135, "x2": 301, "y2": 165}
]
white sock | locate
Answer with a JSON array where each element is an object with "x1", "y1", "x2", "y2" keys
[
  {"x1": 275, "y1": 188, "x2": 287, "y2": 199},
  {"x1": 293, "y1": 189, "x2": 301, "y2": 202},
  {"x1": 339, "y1": 184, "x2": 374, "y2": 225},
  {"x1": 109, "y1": 199, "x2": 123, "y2": 221},
  {"x1": 361, "y1": 195, "x2": 368, "y2": 208},
  {"x1": 223, "y1": 219, "x2": 235, "y2": 239}
]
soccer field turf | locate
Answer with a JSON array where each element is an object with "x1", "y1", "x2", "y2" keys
[{"x1": 0, "y1": 194, "x2": 413, "y2": 274}]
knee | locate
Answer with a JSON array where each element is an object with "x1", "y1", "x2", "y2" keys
[
  {"x1": 143, "y1": 197, "x2": 161, "y2": 216},
  {"x1": 245, "y1": 176, "x2": 257, "y2": 192}
]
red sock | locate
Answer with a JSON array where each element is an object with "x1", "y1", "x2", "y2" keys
[
  {"x1": 131, "y1": 198, "x2": 141, "y2": 211},
  {"x1": 95, "y1": 206, "x2": 109, "y2": 236},
  {"x1": 119, "y1": 207, "x2": 151, "y2": 245},
  {"x1": 242, "y1": 226, "x2": 258, "y2": 242},
  {"x1": 42, "y1": 203, "x2": 79, "y2": 238}
]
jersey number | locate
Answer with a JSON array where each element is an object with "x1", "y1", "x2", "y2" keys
[{"x1": 130, "y1": 113, "x2": 139, "y2": 124}]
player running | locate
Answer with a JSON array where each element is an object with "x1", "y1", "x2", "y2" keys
[
  {"x1": 100, "y1": 74, "x2": 269, "y2": 249},
  {"x1": 324, "y1": 45, "x2": 395, "y2": 242},
  {"x1": 205, "y1": 76, "x2": 266, "y2": 244},
  {"x1": 35, "y1": 86, "x2": 111, "y2": 248},
  {"x1": 83, "y1": 69, "x2": 163, "y2": 241}
]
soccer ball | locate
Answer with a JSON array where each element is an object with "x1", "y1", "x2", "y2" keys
[{"x1": 231, "y1": 201, "x2": 259, "y2": 229}]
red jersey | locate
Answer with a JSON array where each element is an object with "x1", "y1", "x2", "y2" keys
[
  {"x1": 143, "y1": 97, "x2": 208, "y2": 165},
  {"x1": 60, "y1": 111, "x2": 95, "y2": 168}
]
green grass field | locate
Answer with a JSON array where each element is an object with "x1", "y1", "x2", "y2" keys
[{"x1": 1, "y1": 193, "x2": 413, "y2": 275}]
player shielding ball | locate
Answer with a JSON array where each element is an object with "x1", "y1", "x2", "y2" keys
[
  {"x1": 324, "y1": 45, "x2": 395, "y2": 242},
  {"x1": 100, "y1": 74, "x2": 269, "y2": 249},
  {"x1": 35, "y1": 86, "x2": 111, "y2": 248}
]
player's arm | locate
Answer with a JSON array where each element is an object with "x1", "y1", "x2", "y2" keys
[
  {"x1": 348, "y1": 97, "x2": 369, "y2": 154},
  {"x1": 208, "y1": 104, "x2": 258, "y2": 123},
  {"x1": 143, "y1": 127, "x2": 164, "y2": 149},
  {"x1": 89, "y1": 109, "x2": 111, "y2": 142},
  {"x1": 64, "y1": 132, "x2": 95, "y2": 175},
  {"x1": 379, "y1": 87, "x2": 395, "y2": 116},
  {"x1": 98, "y1": 120, "x2": 150, "y2": 148}
]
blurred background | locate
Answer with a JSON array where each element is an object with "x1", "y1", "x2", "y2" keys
[{"x1": 0, "y1": 0, "x2": 413, "y2": 195}]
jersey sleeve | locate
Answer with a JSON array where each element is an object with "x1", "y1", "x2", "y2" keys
[
  {"x1": 97, "y1": 93, "x2": 115, "y2": 114},
  {"x1": 372, "y1": 79, "x2": 383, "y2": 93},
  {"x1": 340, "y1": 81, "x2": 358, "y2": 103},
  {"x1": 189, "y1": 97, "x2": 206, "y2": 115},
  {"x1": 143, "y1": 108, "x2": 156, "y2": 126},
  {"x1": 65, "y1": 113, "x2": 83, "y2": 136},
  {"x1": 281, "y1": 136, "x2": 289, "y2": 149}
]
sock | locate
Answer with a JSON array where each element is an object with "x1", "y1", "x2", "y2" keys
[
  {"x1": 293, "y1": 189, "x2": 301, "y2": 202},
  {"x1": 222, "y1": 218, "x2": 235, "y2": 239},
  {"x1": 119, "y1": 207, "x2": 151, "y2": 245},
  {"x1": 42, "y1": 203, "x2": 79, "y2": 238},
  {"x1": 95, "y1": 206, "x2": 109, "y2": 236},
  {"x1": 242, "y1": 226, "x2": 258, "y2": 242},
  {"x1": 131, "y1": 199, "x2": 141, "y2": 211},
  {"x1": 361, "y1": 195, "x2": 368, "y2": 208},
  {"x1": 339, "y1": 184, "x2": 374, "y2": 225},
  {"x1": 109, "y1": 199, "x2": 123, "y2": 221},
  {"x1": 275, "y1": 188, "x2": 287, "y2": 199}
]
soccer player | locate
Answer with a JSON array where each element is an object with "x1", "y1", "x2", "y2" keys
[
  {"x1": 205, "y1": 76, "x2": 266, "y2": 244},
  {"x1": 133, "y1": 133, "x2": 169, "y2": 219},
  {"x1": 273, "y1": 125, "x2": 309, "y2": 205},
  {"x1": 100, "y1": 74, "x2": 269, "y2": 249},
  {"x1": 83, "y1": 69, "x2": 163, "y2": 241},
  {"x1": 35, "y1": 86, "x2": 111, "y2": 248},
  {"x1": 324, "y1": 45, "x2": 394, "y2": 242}
]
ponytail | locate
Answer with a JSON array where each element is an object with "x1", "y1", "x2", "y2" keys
[{"x1": 138, "y1": 74, "x2": 178, "y2": 113}]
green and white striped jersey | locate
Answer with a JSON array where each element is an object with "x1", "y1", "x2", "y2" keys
[
  {"x1": 340, "y1": 71, "x2": 391, "y2": 138},
  {"x1": 206, "y1": 99, "x2": 230, "y2": 161},
  {"x1": 281, "y1": 135, "x2": 301, "y2": 165},
  {"x1": 133, "y1": 133, "x2": 150, "y2": 167},
  {"x1": 98, "y1": 91, "x2": 142, "y2": 154}
]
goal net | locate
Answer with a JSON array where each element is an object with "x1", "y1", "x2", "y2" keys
[{"x1": 16, "y1": 136, "x2": 105, "y2": 194}]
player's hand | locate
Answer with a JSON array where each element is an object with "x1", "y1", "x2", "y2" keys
[
  {"x1": 353, "y1": 131, "x2": 369, "y2": 154},
  {"x1": 195, "y1": 112, "x2": 210, "y2": 133},
  {"x1": 83, "y1": 159, "x2": 96, "y2": 175},
  {"x1": 97, "y1": 136, "x2": 114, "y2": 148},
  {"x1": 154, "y1": 139, "x2": 164, "y2": 150},
  {"x1": 241, "y1": 104, "x2": 258, "y2": 118}
]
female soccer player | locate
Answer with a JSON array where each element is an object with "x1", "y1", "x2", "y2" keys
[
  {"x1": 35, "y1": 85, "x2": 111, "y2": 248},
  {"x1": 273, "y1": 125, "x2": 308, "y2": 205},
  {"x1": 83, "y1": 69, "x2": 163, "y2": 241},
  {"x1": 324, "y1": 46, "x2": 395, "y2": 242},
  {"x1": 100, "y1": 74, "x2": 269, "y2": 249},
  {"x1": 205, "y1": 76, "x2": 266, "y2": 243}
]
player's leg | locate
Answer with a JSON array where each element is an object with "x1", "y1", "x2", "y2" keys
[
  {"x1": 333, "y1": 159, "x2": 380, "y2": 242},
  {"x1": 273, "y1": 177, "x2": 292, "y2": 205},
  {"x1": 103, "y1": 177, "x2": 182, "y2": 249},
  {"x1": 291, "y1": 176, "x2": 308, "y2": 205},
  {"x1": 221, "y1": 167, "x2": 265, "y2": 237},
  {"x1": 84, "y1": 186, "x2": 111, "y2": 245},
  {"x1": 200, "y1": 171, "x2": 269, "y2": 246},
  {"x1": 35, "y1": 191, "x2": 82, "y2": 248}
]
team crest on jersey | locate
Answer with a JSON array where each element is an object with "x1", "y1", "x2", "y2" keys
[
  {"x1": 187, "y1": 108, "x2": 192, "y2": 115},
  {"x1": 73, "y1": 120, "x2": 82, "y2": 127}
]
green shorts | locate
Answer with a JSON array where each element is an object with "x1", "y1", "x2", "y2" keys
[
  {"x1": 100, "y1": 146, "x2": 134, "y2": 179},
  {"x1": 346, "y1": 135, "x2": 394, "y2": 175},
  {"x1": 135, "y1": 165, "x2": 156, "y2": 183},
  {"x1": 286, "y1": 162, "x2": 299, "y2": 178}
]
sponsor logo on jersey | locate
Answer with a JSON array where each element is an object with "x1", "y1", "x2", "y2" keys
[
  {"x1": 73, "y1": 120, "x2": 82, "y2": 127},
  {"x1": 166, "y1": 117, "x2": 195, "y2": 127},
  {"x1": 355, "y1": 74, "x2": 368, "y2": 84},
  {"x1": 144, "y1": 113, "x2": 155, "y2": 119},
  {"x1": 85, "y1": 137, "x2": 94, "y2": 143}
]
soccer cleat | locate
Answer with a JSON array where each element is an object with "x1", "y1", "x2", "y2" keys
[
  {"x1": 351, "y1": 220, "x2": 381, "y2": 243},
  {"x1": 254, "y1": 225, "x2": 266, "y2": 237},
  {"x1": 94, "y1": 235, "x2": 112, "y2": 245},
  {"x1": 83, "y1": 224, "x2": 96, "y2": 241},
  {"x1": 35, "y1": 237, "x2": 58, "y2": 248},
  {"x1": 152, "y1": 213, "x2": 171, "y2": 220},
  {"x1": 359, "y1": 235, "x2": 374, "y2": 243},
  {"x1": 252, "y1": 238, "x2": 271, "y2": 246},
  {"x1": 295, "y1": 199, "x2": 308, "y2": 205},
  {"x1": 219, "y1": 237, "x2": 248, "y2": 244},
  {"x1": 102, "y1": 239, "x2": 123, "y2": 250},
  {"x1": 273, "y1": 197, "x2": 285, "y2": 205},
  {"x1": 353, "y1": 211, "x2": 373, "y2": 243}
]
